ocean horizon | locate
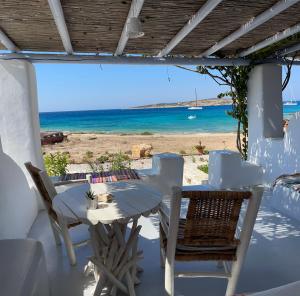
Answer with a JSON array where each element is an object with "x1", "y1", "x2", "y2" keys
[{"x1": 40, "y1": 104, "x2": 300, "y2": 134}]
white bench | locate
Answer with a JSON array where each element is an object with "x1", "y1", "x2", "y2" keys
[{"x1": 0, "y1": 239, "x2": 50, "y2": 296}]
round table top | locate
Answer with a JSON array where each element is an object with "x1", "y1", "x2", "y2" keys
[{"x1": 53, "y1": 180, "x2": 162, "y2": 225}]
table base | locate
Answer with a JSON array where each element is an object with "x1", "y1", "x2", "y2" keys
[{"x1": 89, "y1": 219, "x2": 143, "y2": 296}]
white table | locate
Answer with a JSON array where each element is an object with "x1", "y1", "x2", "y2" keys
[{"x1": 53, "y1": 181, "x2": 162, "y2": 296}]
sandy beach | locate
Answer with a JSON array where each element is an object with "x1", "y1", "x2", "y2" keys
[
  {"x1": 42, "y1": 132, "x2": 237, "y2": 185},
  {"x1": 42, "y1": 132, "x2": 237, "y2": 163}
]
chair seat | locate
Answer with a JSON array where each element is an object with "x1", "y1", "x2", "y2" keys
[{"x1": 160, "y1": 219, "x2": 239, "y2": 261}]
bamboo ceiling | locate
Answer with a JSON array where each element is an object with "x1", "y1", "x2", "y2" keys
[{"x1": 0, "y1": 0, "x2": 299, "y2": 57}]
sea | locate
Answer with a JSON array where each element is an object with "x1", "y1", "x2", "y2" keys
[{"x1": 40, "y1": 104, "x2": 300, "y2": 134}]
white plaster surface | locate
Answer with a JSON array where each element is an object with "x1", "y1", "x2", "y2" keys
[
  {"x1": 247, "y1": 64, "x2": 300, "y2": 184},
  {"x1": 0, "y1": 60, "x2": 43, "y2": 238},
  {"x1": 208, "y1": 150, "x2": 262, "y2": 189}
]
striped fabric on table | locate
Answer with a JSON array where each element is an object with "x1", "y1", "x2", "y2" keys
[{"x1": 60, "y1": 169, "x2": 140, "y2": 184}]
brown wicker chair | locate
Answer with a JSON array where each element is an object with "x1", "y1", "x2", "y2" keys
[
  {"x1": 160, "y1": 187, "x2": 263, "y2": 296},
  {"x1": 25, "y1": 162, "x2": 88, "y2": 265}
]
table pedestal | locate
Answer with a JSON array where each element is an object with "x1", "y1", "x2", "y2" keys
[{"x1": 89, "y1": 219, "x2": 143, "y2": 296}]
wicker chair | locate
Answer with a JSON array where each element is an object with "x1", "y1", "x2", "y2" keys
[
  {"x1": 25, "y1": 162, "x2": 88, "y2": 265},
  {"x1": 160, "y1": 187, "x2": 263, "y2": 296}
]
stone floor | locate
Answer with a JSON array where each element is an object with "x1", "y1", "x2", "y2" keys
[{"x1": 29, "y1": 190, "x2": 300, "y2": 296}]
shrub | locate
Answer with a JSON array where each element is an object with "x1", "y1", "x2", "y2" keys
[
  {"x1": 111, "y1": 152, "x2": 131, "y2": 171},
  {"x1": 179, "y1": 150, "x2": 186, "y2": 155},
  {"x1": 140, "y1": 131, "x2": 153, "y2": 135},
  {"x1": 198, "y1": 164, "x2": 208, "y2": 174},
  {"x1": 96, "y1": 155, "x2": 110, "y2": 164},
  {"x1": 44, "y1": 152, "x2": 69, "y2": 176},
  {"x1": 85, "y1": 151, "x2": 94, "y2": 159}
]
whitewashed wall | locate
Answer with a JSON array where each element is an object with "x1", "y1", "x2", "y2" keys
[
  {"x1": 248, "y1": 64, "x2": 300, "y2": 184},
  {"x1": 0, "y1": 60, "x2": 43, "y2": 238}
]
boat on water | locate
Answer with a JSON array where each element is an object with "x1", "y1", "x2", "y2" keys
[
  {"x1": 284, "y1": 100, "x2": 298, "y2": 106},
  {"x1": 188, "y1": 88, "x2": 203, "y2": 110},
  {"x1": 188, "y1": 115, "x2": 196, "y2": 120}
]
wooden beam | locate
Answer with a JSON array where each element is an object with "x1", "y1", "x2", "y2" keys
[
  {"x1": 115, "y1": 0, "x2": 145, "y2": 56},
  {"x1": 0, "y1": 53, "x2": 251, "y2": 65},
  {"x1": 200, "y1": 0, "x2": 300, "y2": 57},
  {"x1": 1, "y1": 52, "x2": 299, "y2": 65},
  {"x1": 157, "y1": 0, "x2": 223, "y2": 57},
  {"x1": 48, "y1": 0, "x2": 73, "y2": 54},
  {"x1": 0, "y1": 29, "x2": 18, "y2": 52},
  {"x1": 240, "y1": 23, "x2": 300, "y2": 57},
  {"x1": 279, "y1": 42, "x2": 300, "y2": 56}
]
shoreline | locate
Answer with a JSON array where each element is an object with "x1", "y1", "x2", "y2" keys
[{"x1": 40, "y1": 130, "x2": 237, "y2": 135}]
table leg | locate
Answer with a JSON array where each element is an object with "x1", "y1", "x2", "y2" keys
[{"x1": 89, "y1": 220, "x2": 142, "y2": 296}]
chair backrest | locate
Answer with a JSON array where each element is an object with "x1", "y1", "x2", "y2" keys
[
  {"x1": 181, "y1": 190, "x2": 252, "y2": 246},
  {"x1": 24, "y1": 162, "x2": 58, "y2": 221}
]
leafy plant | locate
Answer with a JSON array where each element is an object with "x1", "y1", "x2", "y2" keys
[
  {"x1": 203, "y1": 149, "x2": 209, "y2": 155},
  {"x1": 44, "y1": 152, "x2": 69, "y2": 176},
  {"x1": 198, "y1": 164, "x2": 208, "y2": 174},
  {"x1": 179, "y1": 150, "x2": 186, "y2": 155},
  {"x1": 111, "y1": 152, "x2": 131, "y2": 171},
  {"x1": 96, "y1": 155, "x2": 108, "y2": 163},
  {"x1": 85, "y1": 190, "x2": 96, "y2": 200},
  {"x1": 85, "y1": 151, "x2": 94, "y2": 159},
  {"x1": 140, "y1": 131, "x2": 153, "y2": 135}
]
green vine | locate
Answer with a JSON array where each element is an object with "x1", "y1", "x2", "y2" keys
[
  {"x1": 178, "y1": 60, "x2": 294, "y2": 160},
  {"x1": 177, "y1": 65, "x2": 252, "y2": 160}
]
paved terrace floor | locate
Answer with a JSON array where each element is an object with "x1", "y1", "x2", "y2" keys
[{"x1": 29, "y1": 190, "x2": 300, "y2": 296}]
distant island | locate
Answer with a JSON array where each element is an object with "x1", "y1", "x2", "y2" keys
[{"x1": 132, "y1": 98, "x2": 232, "y2": 109}]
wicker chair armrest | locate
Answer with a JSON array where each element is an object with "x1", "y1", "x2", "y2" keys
[{"x1": 54, "y1": 179, "x2": 89, "y2": 186}]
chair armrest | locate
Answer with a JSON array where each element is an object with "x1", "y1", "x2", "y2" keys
[{"x1": 53, "y1": 179, "x2": 88, "y2": 186}]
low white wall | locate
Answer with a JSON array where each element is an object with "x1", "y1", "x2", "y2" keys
[
  {"x1": 0, "y1": 60, "x2": 43, "y2": 239},
  {"x1": 249, "y1": 111, "x2": 300, "y2": 184}
]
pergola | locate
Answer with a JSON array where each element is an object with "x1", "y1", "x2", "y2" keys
[
  {"x1": 0, "y1": 1, "x2": 299, "y2": 228},
  {"x1": 1, "y1": 1, "x2": 300, "y2": 295},
  {"x1": 0, "y1": 0, "x2": 300, "y2": 65}
]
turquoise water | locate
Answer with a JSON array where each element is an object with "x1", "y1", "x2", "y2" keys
[{"x1": 40, "y1": 104, "x2": 300, "y2": 134}]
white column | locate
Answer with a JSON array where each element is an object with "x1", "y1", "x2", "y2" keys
[
  {"x1": 247, "y1": 64, "x2": 284, "y2": 182},
  {"x1": 248, "y1": 63, "x2": 283, "y2": 143},
  {"x1": 0, "y1": 60, "x2": 43, "y2": 238},
  {"x1": 0, "y1": 60, "x2": 43, "y2": 170}
]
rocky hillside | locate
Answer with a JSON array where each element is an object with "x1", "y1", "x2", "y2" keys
[{"x1": 132, "y1": 98, "x2": 232, "y2": 109}]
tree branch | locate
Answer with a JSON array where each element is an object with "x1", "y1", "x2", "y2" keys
[{"x1": 282, "y1": 55, "x2": 295, "y2": 91}]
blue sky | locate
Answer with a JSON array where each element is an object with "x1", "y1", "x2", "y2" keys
[{"x1": 35, "y1": 63, "x2": 300, "y2": 112}]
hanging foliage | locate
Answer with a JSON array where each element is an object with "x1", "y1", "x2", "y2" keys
[
  {"x1": 177, "y1": 65, "x2": 252, "y2": 159},
  {"x1": 178, "y1": 59, "x2": 294, "y2": 160}
]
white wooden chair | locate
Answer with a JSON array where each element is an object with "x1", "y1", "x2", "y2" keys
[
  {"x1": 160, "y1": 187, "x2": 262, "y2": 296},
  {"x1": 25, "y1": 162, "x2": 88, "y2": 265}
]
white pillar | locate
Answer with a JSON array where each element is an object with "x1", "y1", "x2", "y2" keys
[
  {"x1": 247, "y1": 64, "x2": 284, "y2": 183},
  {"x1": 248, "y1": 63, "x2": 283, "y2": 144},
  {"x1": 0, "y1": 60, "x2": 43, "y2": 171},
  {"x1": 0, "y1": 60, "x2": 43, "y2": 238}
]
